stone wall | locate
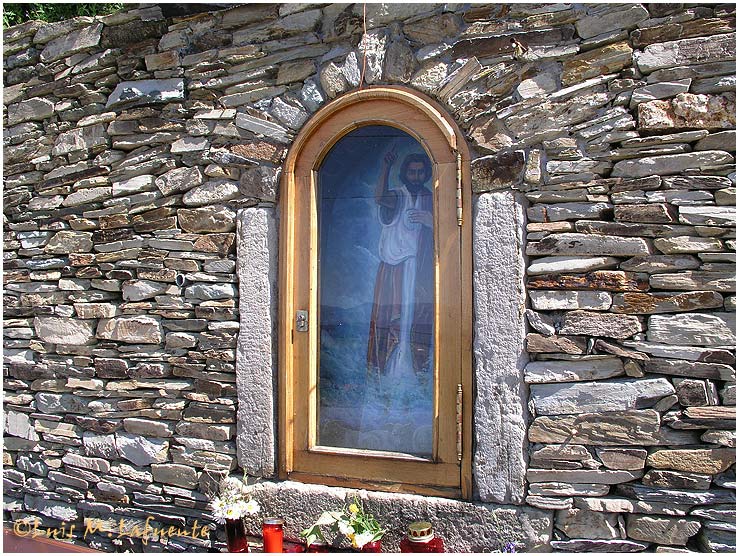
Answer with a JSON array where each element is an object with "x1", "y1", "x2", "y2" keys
[{"x1": 3, "y1": 3, "x2": 736, "y2": 553}]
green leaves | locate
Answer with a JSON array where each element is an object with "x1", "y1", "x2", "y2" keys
[
  {"x1": 299, "y1": 496, "x2": 386, "y2": 550},
  {"x1": 3, "y1": 4, "x2": 124, "y2": 28}
]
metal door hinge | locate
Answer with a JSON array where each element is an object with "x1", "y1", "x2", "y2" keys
[
  {"x1": 456, "y1": 383, "x2": 463, "y2": 462},
  {"x1": 296, "y1": 310, "x2": 308, "y2": 332}
]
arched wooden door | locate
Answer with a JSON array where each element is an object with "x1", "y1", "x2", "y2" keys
[{"x1": 279, "y1": 87, "x2": 472, "y2": 499}]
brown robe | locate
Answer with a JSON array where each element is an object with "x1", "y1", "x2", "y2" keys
[{"x1": 367, "y1": 190, "x2": 434, "y2": 375}]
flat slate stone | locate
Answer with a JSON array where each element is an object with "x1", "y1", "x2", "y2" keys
[
  {"x1": 645, "y1": 358, "x2": 735, "y2": 381},
  {"x1": 234, "y1": 112, "x2": 290, "y2": 143},
  {"x1": 528, "y1": 202, "x2": 612, "y2": 222},
  {"x1": 643, "y1": 469, "x2": 712, "y2": 490},
  {"x1": 647, "y1": 448, "x2": 736, "y2": 474},
  {"x1": 612, "y1": 151, "x2": 734, "y2": 177},
  {"x1": 62, "y1": 452, "x2": 110, "y2": 473},
  {"x1": 7, "y1": 97, "x2": 55, "y2": 125},
  {"x1": 524, "y1": 358, "x2": 624, "y2": 383},
  {"x1": 24, "y1": 495, "x2": 79, "y2": 522},
  {"x1": 654, "y1": 235, "x2": 724, "y2": 254},
  {"x1": 529, "y1": 290, "x2": 612, "y2": 311},
  {"x1": 151, "y1": 463, "x2": 198, "y2": 488},
  {"x1": 647, "y1": 313, "x2": 735, "y2": 346},
  {"x1": 34, "y1": 316, "x2": 95, "y2": 345},
  {"x1": 528, "y1": 256, "x2": 619, "y2": 276},
  {"x1": 96, "y1": 315, "x2": 163, "y2": 344},
  {"x1": 550, "y1": 539, "x2": 649, "y2": 552},
  {"x1": 527, "y1": 468, "x2": 643, "y2": 484},
  {"x1": 178, "y1": 205, "x2": 236, "y2": 233},
  {"x1": 530, "y1": 483, "x2": 610, "y2": 497},
  {"x1": 617, "y1": 484, "x2": 736, "y2": 506},
  {"x1": 695, "y1": 130, "x2": 736, "y2": 152},
  {"x1": 635, "y1": 33, "x2": 737, "y2": 73},
  {"x1": 679, "y1": 206, "x2": 735, "y2": 227},
  {"x1": 558, "y1": 310, "x2": 643, "y2": 339},
  {"x1": 529, "y1": 409, "x2": 698, "y2": 446},
  {"x1": 701, "y1": 430, "x2": 736, "y2": 448},
  {"x1": 575, "y1": 4, "x2": 649, "y2": 39},
  {"x1": 114, "y1": 432, "x2": 169, "y2": 466},
  {"x1": 630, "y1": 79, "x2": 691, "y2": 107},
  {"x1": 63, "y1": 186, "x2": 113, "y2": 207},
  {"x1": 696, "y1": 528, "x2": 736, "y2": 552},
  {"x1": 52, "y1": 124, "x2": 108, "y2": 156},
  {"x1": 527, "y1": 233, "x2": 651, "y2": 257},
  {"x1": 528, "y1": 271, "x2": 649, "y2": 292},
  {"x1": 182, "y1": 179, "x2": 240, "y2": 207},
  {"x1": 626, "y1": 515, "x2": 701, "y2": 545},
  {"x1": 596, "y1": 448, "x2": 647, "y2": 471},
  {"x1": 531, "y1": 378, "x2": 674, "y2": 416},
  {"x1": 576, "y1": 496, "x2": 689, "y2": 516},
  {"x1": 526, "y1": 333, "x2": 587, "y2": 354},
  {"x1": 561, "y1": 41, "x2": 633, "y2": 87},
  {"x1": 40, "y1": 23, "x2": 103, "y2": 62},
  {"x1": 621, "y1": 255, "x2": 700, "y2": 273},
  {"x1": 106, "y1": 78, "x2": 185, "y2": 109},
  {"x1": 614, "y1": 203, "x2": 678, "y2": 224},
  {"x1": 531, "y1": 444, "x2": 591, "y2": 462},
  {"x1": 650, "y1": 271, "x2": 735, "y2": 292},
  {"x1": 612, "y1": 291, "x2": 724, "y2": 314},
  {"x1": 526, "y1": 495, "x2": 573, "y2": 510}
]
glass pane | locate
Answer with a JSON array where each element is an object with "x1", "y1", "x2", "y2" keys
[{"x1": 317, "y1": 125, "x2": 435, "y2": 458}]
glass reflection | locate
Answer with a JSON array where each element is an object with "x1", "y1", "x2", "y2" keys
[{"x1": 317, "y1": 125, "x2": 435, "y2": 457}]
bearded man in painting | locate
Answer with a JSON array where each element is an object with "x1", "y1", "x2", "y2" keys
[{"x1": 367, "y1": 149, "x2": 434, "y2": 379}]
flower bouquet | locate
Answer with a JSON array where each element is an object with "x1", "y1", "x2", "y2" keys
[
  {"x1": 210, "y1": 475, "x2": 260, "y2": 552},
  {"x1": 300, "y1": 496, "x2": 385, "y2": 551}
]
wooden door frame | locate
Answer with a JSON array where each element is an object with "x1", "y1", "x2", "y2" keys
[{"x1": 278, "y1": 86, "x2": 473, "y2": 499}]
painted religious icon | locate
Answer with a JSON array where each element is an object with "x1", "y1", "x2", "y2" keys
[{"x1": 317, "y1": 125, "x2": 435, "y2": 458}]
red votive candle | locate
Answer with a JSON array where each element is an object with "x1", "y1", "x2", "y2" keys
[
  {"x1": 263, "y1": 517, "x2": 285, "y2": 553},
  {"x1": 400, "y1": 521, "x2": 445, "y2": 553}
]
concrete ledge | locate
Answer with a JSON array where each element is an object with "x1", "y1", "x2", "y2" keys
[{"x1": 242, "y1": 480, "x2": 553, "y2": 552}]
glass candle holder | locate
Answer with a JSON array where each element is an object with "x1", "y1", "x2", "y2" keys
[
  {"x1": 263, "y1": 517, "x2": 285, "y2": 553},
  {"x1": 399, "y1": 521, "x2": 444, "y2": 553},
  {"x1": 306, "y1": 541, "x2": 329, "y2": 553},
  {"x1": 225, "y1": 518, "x2": 249, "y2": 553},
  {"x1": 360, "y1": 539, "x2": 382, "y2": 552}
]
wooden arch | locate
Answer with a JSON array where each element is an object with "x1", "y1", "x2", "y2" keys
[{"x1": 278, "y1": 86, "x2": 473, "y2": 498}]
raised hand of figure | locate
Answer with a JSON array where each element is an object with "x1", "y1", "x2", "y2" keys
[
  {"x1": 383, "y1": 147, "x2": 397, "y2": 169},
  {"x1": 407, "y1": 209, "x2": 433, "y2": 228}
]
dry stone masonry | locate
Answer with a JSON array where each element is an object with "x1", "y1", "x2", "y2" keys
[{"x1": 3, "y1": 3, "x2": 736, "y2": 553}]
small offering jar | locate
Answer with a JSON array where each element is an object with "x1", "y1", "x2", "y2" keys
[
  {"x1": 224, "y1": 518, "x2": 249, "y2": 553},
  {"x1": 399, "y1": 521, "x2": 444, "y2": 553},
  {"x1": 306, "y1": 541, "x2": 329, "y2": 553},
  {"x1": 263, "y1": 517, "x2": 285, "y2": 553},
  {"x1": 360, "y1": 540, "x2": 382, "y2": 552}
]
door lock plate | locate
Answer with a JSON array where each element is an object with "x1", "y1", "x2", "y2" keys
[{"x1": 296, "y1": 310, "x2": 308, "y2": 332}]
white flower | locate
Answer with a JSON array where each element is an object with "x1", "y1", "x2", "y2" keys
[
  {"x1": 315, "y1": 511, "x2": 338, "y2": 526},
  {"x1": 224, "y1": 505, "x2": 243, "y2": 520},
  {"x1": 353, "y1": 532, "x2": 375, "y2": 549},
  {"x1": 337, "y1": 521, "x2": 355, "y2": 536},
  {"x1": 244, "y1": 499, "x2": 260, "y2": 514}
]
